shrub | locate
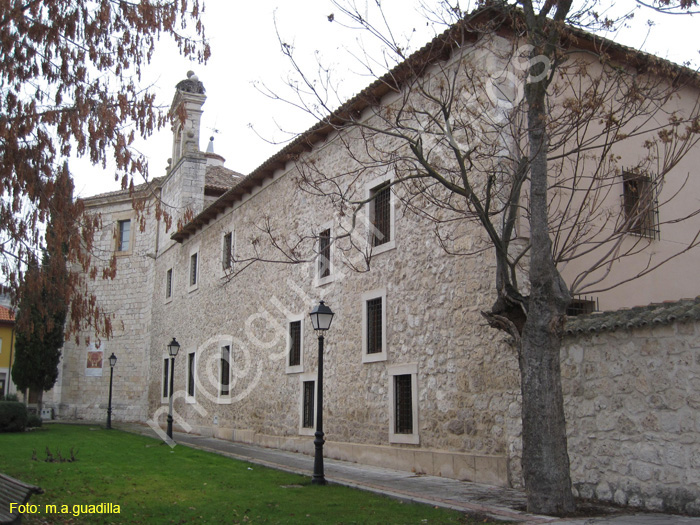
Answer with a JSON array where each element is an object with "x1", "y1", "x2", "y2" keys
[
  {"x1": 4, "y1": 393, "x2": 19, "y2": 402},
  {"x1": 0, "y1": 401, "x2": 28, "y2": 432},
  {"x1": 27, "y1": 413, "x2": 43, "y2": 428}
]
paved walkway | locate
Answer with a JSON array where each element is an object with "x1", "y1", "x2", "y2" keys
[{"x1": 113, "y1": 422, "x2": 699, "y2": 524}]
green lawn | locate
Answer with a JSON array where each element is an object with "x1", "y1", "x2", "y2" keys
[{"x1": 0, "y1": 424, "x2": 498, "y2": 524}]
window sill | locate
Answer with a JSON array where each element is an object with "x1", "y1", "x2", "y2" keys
[
  {"x1": 362, "y1": 351, "x2": 387, "y2": 364},
  {"x1": 299, "y1": 427, "x2": 315, "y2": 436},
  {"x1": 286, "y1": 365, "x2": 304, "y2": 375},
  {"x1": 370, "y1": 240, "x2": 396, "y2": 257},
  {"x1": 389, "y1": 432, "x2": 420, "y2": 445},
  {"x1": 315, "y1": 274, "x2": 336, "y2": 287},
  {"x1": 217, "y1": 397, "x2": 232, "y2": 405}
]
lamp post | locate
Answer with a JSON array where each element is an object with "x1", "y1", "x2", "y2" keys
[
  {"x1": 106, "y1": 353, "x2": 117, "y2": 429},
  {"x1": 308, "y1": 300, "x2": 335, "y2": 485},
  {"x1": 166, "y1": 338, "x2": 180, "y2": 440}
]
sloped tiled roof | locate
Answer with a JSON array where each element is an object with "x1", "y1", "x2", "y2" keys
[
  {"x1": 83, "y1": 176, "x2": 167, "y2": 203},
  {"x1": 565, "y1": 296, "x2": 700, "y2": 335},
  {"x1": 0, "y1": 305, "x2": 15, "y2": 324},
  {"x1": 205, "y1": 165, "x2": 241, "y2": 193}
]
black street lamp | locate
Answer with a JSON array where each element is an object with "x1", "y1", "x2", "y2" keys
[
  {"x1": 308, "y1": 300, "x2": 335, "y2": 485},
  {"x1": 106, "y1": 353, "x2": 117, "y2": 430},
  {"x1": 166, "y1": 338, "x2": 180, "y2": 440}
]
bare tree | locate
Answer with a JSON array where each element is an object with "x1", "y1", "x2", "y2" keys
[{"x1": 231, "y1": 0, "x2": 700, "y2": 514}]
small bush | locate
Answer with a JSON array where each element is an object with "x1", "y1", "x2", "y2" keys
[
  {"x1": 0, "y1": 401, "x2": 28, "y2": 432},
  {"x1": 4, "y1": 393, "x2": 19, "y2": 402},
  {"x1": 27, "y1": 413, "x2": 43, "y2": 428}
]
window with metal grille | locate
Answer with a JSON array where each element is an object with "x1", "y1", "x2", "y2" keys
[
  {"x1": 162, "y1": 358, "x2": 169, "y2": 398},
  {"x1": 318, "y1": 229, "x2": 331, "y2": 278},
  {"x1": 302, "y1": 380, "x2": 315, "y2": 428},
  {"x1": 567, "y1": 296, "x2": 598, "y2": 316},
  {"x1": 623, "y1": 171, "x2": 658, "y2": 238},
  {"x1": 187, "y1": 353, "x2": 195, "y2": 397},
  {"x1": 222, "y1": 232, "x2": 233, "y2": 270},
  {"x1": 366, "y1": 297, "x2": 383, "y2": 354},
  {"x1": 190, "y1": 253, "x2": 198, "y2": 286},
  {"x1": 289, "y1": 321, "x2": 301, "y2": 367},
  {"x1": 370, "y1": 183, "x2": 391, "y2": 247},
  {"x1": 394, "y1": 374, "x2": 413, "y2": 434},
  {"x1": 165, "y1": 269, "x2": 173, "y2": 299},
  {"x1": 117, "y1": 220, "x2": 130, "y2": 251},
  {"x1": 220, "y1": 346, "x2": 230, "y2": 396}
]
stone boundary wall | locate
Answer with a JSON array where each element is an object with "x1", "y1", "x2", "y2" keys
[{"x1": 562, "y1": 316, "x2": 700, "y2": 515}]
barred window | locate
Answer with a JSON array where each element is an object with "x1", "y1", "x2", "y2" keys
[
  {"x1": 318, "y1": 229, "x2": 331, "y2": 279},
  {"x1": 162, "y1": 358, "x2": 169, "y2": 398},
  {"x1": 222, "y1": 232, "x2": 233, "y2": 270},
  {"x1": 302, "y1": 380, "x2": 315, "y2": 428},
  {"x1": 370, "y1": 183, "x2": 391, "y2": 247},
  {"x1": 394, "y1": 374, "x2": 413, "y2": 434},
  {"x1": 623, "y1": 171, "x2": 658, "y2": 238},
  {"x1": 187, "y1": 353, "x2": 195, "y2": 397},
  {"x1": 289, "y1": 321, "x2": 301, "y2": 367},
  {"x1": 567, "y1": 296, "x2": 598, "y2": 317},
  {"x1": 117, "y1": 220, "x2": 130, "y2": 252},
  {"x1": 366, "y1": 297, "x2": 383, "y2": 354},
  {"x1": 220, "y1": 346, "x2": 230, "y2": 396},
  {"x1": 190, "y1": 253, "x2": 198, "y2": 286},
  {"x1": 165, "y1": 269, "x2": 173, "y2": 299}
]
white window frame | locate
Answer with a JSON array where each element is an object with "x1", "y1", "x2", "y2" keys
[
  {"x1": 161, "y1": 354, "x2": 171, "y2": 404},
  {"x1": 365, "y1": 175, "x2": 396, "y2": 256},
  {"x1": 218, "y1": 341, "x2": 232, "y2": 404},
  {"x1": 298, "y1": 372, "x2": 317, "y2": 436},
  {"x1": 362, "y1": 288, "x2": 387, "y2": 363},
  {"x1": 165, "y1": 267, "x2": 174, "y2": 304},
  {"x1": 315, "y1": 221, "x2": 335, "y2": 287},
  {"x1": 188, "y1": 245, "x2": 200, "y2": 293},
  {"x1": 388, "y1": 363, "x2": 419, "y2": 445},
  {"x1": 220, "y1": 230, "x2": 234, "y2": 278},
  {"x1": 286, "y1": 314, "x2": 305, "y2": 374},
  {"x1": 186, "y1": 349, "x2": 196, "y2": 404}
]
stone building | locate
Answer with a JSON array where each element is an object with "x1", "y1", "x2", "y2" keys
[{"x1": 46, "y1": 10, "x2": 700, "y2": 514}]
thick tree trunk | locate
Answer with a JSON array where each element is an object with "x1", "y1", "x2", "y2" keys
[{"x1": 521, "y1": 63, "x2": 575, "y2": 514}]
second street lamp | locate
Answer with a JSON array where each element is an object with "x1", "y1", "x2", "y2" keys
[
  {"x1": 166, "y1": 337, "x2": 180, "y2": 440},
  {"x1": 308, "y1": 300, "x2": 335, "y2": 485},
  {"x1": 106, "y1": 353, "x2": 117, "y2": 430}
]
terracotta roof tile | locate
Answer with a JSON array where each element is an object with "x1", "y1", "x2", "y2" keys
[
  {"x1": 565, "y1": 296, "x2": 700, "y2": 335},
  {"x1": 83, "y1": 176, "x2": 167, "y2": 202},
  {"x1": 0, "y1": 305, "x2": 15, "y2": 322},
  {"x1": 205, "y1": 165, "x2": 242, "y2": 191}
]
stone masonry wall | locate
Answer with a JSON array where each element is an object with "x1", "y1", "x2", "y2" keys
[{"x1": 562, "y1": 320, "x2": 700, "y2": 515}]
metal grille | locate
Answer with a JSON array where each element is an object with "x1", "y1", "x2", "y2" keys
[
  {"x1": 289, "y1": 321, "x2": 301, "y2": 367},
  {"x1": 190, "y1": 253, "x2": 198, "y2": 286},
  {"x1": 220, "y1": 346, "x2": 230, "y2": 396},
  {"x1": 367, "y1": 297, "x2": 382, "y2": 354},
  {"x1": 166, "y1": 269, "x2": 172, "y2": 298},
  {"x1": 318, "y1": 229, "x2": 331, "y2": 278},
  {"x1": 395, "y1": 374, "x2": 413, "y2": 434},
  {"x1": 567, "y1": 296, "x2": 598, "y2": 316},
  {"x1": 623, "y1": 172, "x2": 659, "y2": 239},
  {"x1": 188, "y1": 353, "x2": 195, "y2": 397},
  {"x1": 302, "y1": 380, "x2": 315, "y2": 428},
  {"x1": 162, "y1": 359, "x2": 169, "y2": 398},
  {"x1": 222, "y1": 233, "x2": 233, "y2": 270},
  {"x1": 118, "y1": 220, "x2": 130, "y2": 251},
  {"x1": 371, "y1": 183, "x2": 391, "y2": 247}
]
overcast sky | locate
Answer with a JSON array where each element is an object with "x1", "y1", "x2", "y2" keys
[{"x1": 71, "y1": 0, "x2": 699, "y2": 199}]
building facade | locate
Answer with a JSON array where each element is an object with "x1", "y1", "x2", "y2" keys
[{"x1": 47, "y1": 13, "x2": 700, "y2": 514}]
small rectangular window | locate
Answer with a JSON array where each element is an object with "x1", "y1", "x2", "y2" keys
[
  {"x1": 165, "y1": 269, "x2": 173, "y2": 299},
  {"x1": 190, "y1": 253, "x2": 198, "y2": 287},
  {"x1": 289, "y1": 321, "x2": 301, "y2": 367},
  {"x1": 623, "y1": 171, "x2": 658, "y2": 238},
  {"x1": 567, "y1": 296, "x2": 598, "y2": 316},
  {"x1": 318, "y1": 229, "x2": 331, "y2": 279},
  {"x1": 117, "y1": 220, "x2": 131, "y2": 252},
  {"x1": 222, "y1": 232, "x2": 233, "y2": 271},
  {"x1": 187, "y1": 353, "x2": 195, "y2": 398},
  {"x1": 366, "y1": 297, "x2": 383, "y2": 354},
  {"x1": 370, "y1": 183, "x2": 391, "y2": 247},
  {"x1": 302, "y1": 380, "x2": 315, "y2": 429},
  {"x1": 162, "y1": 358, "x2": 169, "y2": 399},
  {"x1": 394, "y1": 374, "x2": 413, "y2": 434},
  {"x1": 220, "y1": 346, "x2": 230, "y2": 396}
]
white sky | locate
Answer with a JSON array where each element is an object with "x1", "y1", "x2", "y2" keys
[{"x1": 71, "y1": 0, "x2": 699, "y2": 199}]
